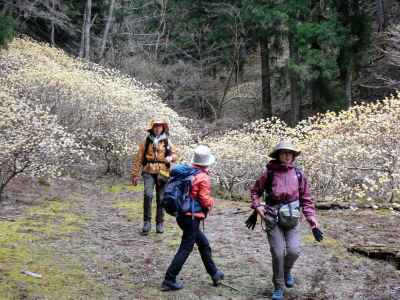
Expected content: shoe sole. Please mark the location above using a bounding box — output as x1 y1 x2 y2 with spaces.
285 279 294 288
161 284 183 291
161 285 171 291
212 274 224 286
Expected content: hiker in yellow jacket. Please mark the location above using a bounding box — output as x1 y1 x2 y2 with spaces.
131 119 177 235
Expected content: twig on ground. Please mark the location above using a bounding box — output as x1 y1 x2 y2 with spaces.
0 216 16 221
220 282 241 292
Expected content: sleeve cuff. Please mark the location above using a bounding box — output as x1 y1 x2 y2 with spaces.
251 203 262 209
307 216 318 228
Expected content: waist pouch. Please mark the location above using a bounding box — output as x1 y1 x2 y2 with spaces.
157 169 170 185
262 205 279 232
263 200 300 231
278 200 300 229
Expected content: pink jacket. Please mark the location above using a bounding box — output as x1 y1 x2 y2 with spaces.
250 160 318 228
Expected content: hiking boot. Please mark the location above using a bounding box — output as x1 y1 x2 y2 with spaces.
141 221 151 235
161 279 184 291
271 288 283 300
285 273 295 288
156 223 164 233
212 270 224 286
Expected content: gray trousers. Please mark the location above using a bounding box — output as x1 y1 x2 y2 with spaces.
143 172 165 224
267 224 300 289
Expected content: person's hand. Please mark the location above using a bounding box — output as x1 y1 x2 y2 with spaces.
312 227 324 242
245 210 258 230
165 156 173 163
255 206 266 220
131 177 139 186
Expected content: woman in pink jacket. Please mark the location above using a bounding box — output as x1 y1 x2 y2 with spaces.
250 141 323 300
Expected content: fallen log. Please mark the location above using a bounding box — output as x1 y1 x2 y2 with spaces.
348 244 400 269
316 202 351 210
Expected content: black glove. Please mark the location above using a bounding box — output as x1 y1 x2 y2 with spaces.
312 227 324 242
245 210 258 230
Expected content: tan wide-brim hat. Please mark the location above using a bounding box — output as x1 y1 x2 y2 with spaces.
191 145 216 167
146 118 169 133
269 140 301 159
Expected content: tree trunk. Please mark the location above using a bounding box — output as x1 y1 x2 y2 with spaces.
311 79 321 112
155 0 167 59
99 0 115 61
377 0 386 32
288 32 301 126
50 0 55 46
84 0 92 60
79 7 86 58
260 37 272 119
345 58 353 108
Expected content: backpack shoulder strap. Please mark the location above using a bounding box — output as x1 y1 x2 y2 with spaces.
164 138 172 162
294 166 302 181
142 136 151 166
294 166 304 199
264 168 274 204
185 175 195 194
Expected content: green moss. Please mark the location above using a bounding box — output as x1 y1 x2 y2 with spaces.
107 182 144 193
167 238 181 248
0 198 108 299
374 208 393 216
303 234 340 248
113 199 144 220
113 198 181 247
37 177 51 186
0 246 107 299
18 199 85 237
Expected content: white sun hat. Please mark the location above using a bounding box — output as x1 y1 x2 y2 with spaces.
269 140 301 159
191 145 216 167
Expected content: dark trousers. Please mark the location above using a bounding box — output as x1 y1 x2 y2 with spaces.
143 172 165 224
165 215 218 281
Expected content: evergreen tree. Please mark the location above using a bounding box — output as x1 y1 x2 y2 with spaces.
0 14 15 48
241 0 287 119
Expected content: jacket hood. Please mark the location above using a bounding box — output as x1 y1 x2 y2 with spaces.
266 159 295 172
170 164 199 179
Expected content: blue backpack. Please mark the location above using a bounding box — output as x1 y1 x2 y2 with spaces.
162 164 203 216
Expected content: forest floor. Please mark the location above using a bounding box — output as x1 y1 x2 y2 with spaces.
1 176 399 300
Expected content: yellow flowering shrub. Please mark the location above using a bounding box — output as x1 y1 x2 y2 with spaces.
1 38 399 208
203 96 400 207
298 96 400 206
0 37 191 175
0 87 85 200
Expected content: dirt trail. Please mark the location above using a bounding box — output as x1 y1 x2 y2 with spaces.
1 177 399 299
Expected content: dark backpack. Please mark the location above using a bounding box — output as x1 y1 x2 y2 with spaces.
162 164 202 216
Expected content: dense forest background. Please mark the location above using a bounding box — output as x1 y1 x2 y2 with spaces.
2 0 400 129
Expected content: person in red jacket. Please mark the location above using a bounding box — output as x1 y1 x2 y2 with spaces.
161 145 224 291
250 141 323 300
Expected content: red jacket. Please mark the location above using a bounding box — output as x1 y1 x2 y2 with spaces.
187 165 214 219
250 160 318 228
